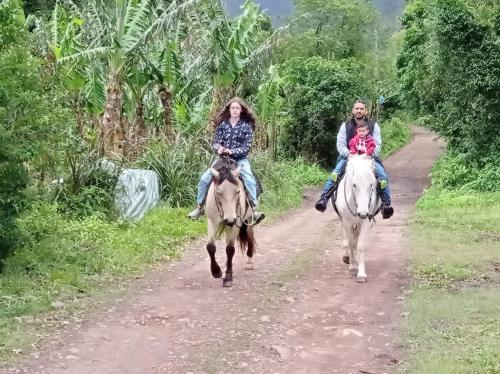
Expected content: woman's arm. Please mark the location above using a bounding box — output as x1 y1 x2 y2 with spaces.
229 124 253 159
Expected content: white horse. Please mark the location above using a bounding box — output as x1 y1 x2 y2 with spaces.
333 154 381 282
205 158 256 287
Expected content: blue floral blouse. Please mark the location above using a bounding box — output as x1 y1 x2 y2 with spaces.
212 120 254 161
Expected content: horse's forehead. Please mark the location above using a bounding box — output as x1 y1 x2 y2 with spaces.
349 159 375 179
216 178 239 191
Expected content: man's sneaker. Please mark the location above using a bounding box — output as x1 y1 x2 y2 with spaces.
382 203 394 219
252 210 265 225
379 180 388 189
188 205 205 220
315 194 328 212
331 172 339 182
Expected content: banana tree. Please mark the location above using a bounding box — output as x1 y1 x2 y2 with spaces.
145 37 184 143
255 65 288 158
57 0 201 158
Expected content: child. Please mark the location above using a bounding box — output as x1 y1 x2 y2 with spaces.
348 122 376 156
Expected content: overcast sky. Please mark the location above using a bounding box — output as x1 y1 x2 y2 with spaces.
225 0 294 26
225 0 405 25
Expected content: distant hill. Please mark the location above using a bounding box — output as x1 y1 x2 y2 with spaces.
225 0 405 25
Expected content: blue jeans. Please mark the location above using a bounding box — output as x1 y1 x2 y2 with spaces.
196 158 258 205
374 160 391 205
321 157 391 205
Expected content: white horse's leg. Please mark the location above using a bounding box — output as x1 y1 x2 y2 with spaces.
343 223 358 274
342 227 350 264
207 220 222 278
356 222 370 282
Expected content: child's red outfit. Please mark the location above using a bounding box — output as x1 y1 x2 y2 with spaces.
349 134 376 156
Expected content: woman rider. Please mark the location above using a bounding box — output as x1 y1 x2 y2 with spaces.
187 97 265 224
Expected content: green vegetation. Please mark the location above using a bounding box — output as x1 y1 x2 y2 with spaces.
398 0 500 181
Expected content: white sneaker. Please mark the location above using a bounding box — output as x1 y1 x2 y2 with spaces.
187 206 205 220
252 210 265 225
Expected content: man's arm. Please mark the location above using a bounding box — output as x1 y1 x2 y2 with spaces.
372 123 382 157
337 123 349 157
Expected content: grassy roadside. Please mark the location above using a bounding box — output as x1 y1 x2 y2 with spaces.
400 187 500 373
0 159 327 363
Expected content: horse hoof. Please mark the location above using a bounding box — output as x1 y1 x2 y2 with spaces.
222 280 233 288
211 269 222 278
343 256 350 264
356 276 367 283
245 264 254 270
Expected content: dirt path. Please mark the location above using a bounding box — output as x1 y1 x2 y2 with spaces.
4 127 443 374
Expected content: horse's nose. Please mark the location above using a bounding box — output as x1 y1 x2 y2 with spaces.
358 212 368 219
224 218 236 227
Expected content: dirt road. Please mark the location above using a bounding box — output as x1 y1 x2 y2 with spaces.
5 127 443 374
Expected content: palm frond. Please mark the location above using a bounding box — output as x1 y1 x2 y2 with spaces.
123 0 202 55
122 0 156 51
84 62 106 114
57 46 110 64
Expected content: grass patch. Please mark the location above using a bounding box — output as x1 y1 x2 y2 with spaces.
403 288 500 373
0 204 206 362
401 188 500 373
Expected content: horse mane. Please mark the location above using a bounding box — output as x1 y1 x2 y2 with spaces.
212 157 239 185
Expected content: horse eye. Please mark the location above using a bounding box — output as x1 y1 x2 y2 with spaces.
353 184 357 189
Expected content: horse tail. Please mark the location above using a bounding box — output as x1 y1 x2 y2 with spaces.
237 222 256 256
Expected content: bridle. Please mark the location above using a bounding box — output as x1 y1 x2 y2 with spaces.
341 165 381 222
213 178 253 228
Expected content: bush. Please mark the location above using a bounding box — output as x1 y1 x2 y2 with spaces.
380 113 412 158
0 0 73 263
430 152 500 192
137 136 212 207
398 0 500 164
278 56 369 166
252 153 327 212
53 151 120 218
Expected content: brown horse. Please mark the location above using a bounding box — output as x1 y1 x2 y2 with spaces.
205 157 256 287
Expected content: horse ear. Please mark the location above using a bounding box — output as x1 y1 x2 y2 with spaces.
211 168 220 178
231 167 241 177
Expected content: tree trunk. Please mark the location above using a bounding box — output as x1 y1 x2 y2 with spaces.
100 73 125 158
128 98 146 158
158 85 174 143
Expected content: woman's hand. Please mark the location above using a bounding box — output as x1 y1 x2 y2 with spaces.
217 147 233 155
